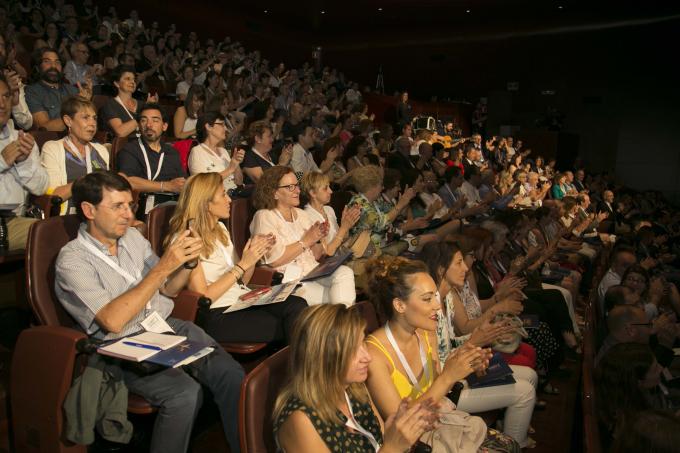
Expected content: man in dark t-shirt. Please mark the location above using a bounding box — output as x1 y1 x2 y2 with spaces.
116 103 186 215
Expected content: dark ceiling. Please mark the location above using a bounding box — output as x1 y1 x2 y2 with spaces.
226 0 680 40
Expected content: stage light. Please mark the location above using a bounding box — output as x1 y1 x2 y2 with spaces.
321 10 326 14
466 9 471 13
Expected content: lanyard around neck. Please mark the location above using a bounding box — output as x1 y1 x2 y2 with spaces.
344 392 380 452
138 138 164 181
251 147 274 166
384 322 430 395
78 236 140 284
115 96 136 121
64 136 92 173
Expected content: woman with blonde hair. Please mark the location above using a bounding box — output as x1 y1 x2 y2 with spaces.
165 172 307 343
301 171 361 257
250 166 356 306
274 304 436 452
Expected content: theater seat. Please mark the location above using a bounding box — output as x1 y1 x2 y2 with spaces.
355 300 380 334
29 130 61 150
329 190 354 223
11 326 87 453
238 347 290 453
20 215 210 451
109 136 129 172
29 194 63 219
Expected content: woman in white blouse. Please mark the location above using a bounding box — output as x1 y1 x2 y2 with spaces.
166 172 307 343
250 166 356 306
301 171 360 257
189 111 244 192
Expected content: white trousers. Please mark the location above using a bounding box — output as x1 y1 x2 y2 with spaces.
457 365 537 447
297 265 356 307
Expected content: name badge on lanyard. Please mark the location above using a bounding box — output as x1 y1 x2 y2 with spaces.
384 322 430 395
138 138 165 214
344 392 381 452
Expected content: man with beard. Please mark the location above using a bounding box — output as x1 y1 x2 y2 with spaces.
26 48 92 131
116 103 186 217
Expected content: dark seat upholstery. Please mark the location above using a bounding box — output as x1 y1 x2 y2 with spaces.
329 190 354 223
109 136 129 172
11 326 87 453
355 300 379 334
239 347 290 453
29 130 61 150
228 197 278 286
147 201 177 256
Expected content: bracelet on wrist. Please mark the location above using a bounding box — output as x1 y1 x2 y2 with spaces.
298 240 309 252
234 264 245 275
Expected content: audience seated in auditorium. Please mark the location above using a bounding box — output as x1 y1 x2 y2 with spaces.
419 241 538 447
273 304 436 453
167 172 307 343
54 171 244 453
250 166 356 306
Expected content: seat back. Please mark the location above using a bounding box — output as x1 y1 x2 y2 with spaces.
147 201 177 256
229 197 256 257
355 300 380 334
11 326 87 453
329 190 354 223
26 215 83 328
239 347 290 453
109 136 129 172
30 130 61 150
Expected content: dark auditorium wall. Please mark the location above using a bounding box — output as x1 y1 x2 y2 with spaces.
112 1 680 202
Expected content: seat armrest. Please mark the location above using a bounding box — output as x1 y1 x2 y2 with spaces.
171 289 211 322
249 266 284 286
30 194 63 218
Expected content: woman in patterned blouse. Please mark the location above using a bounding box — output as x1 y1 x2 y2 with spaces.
273 304 435 452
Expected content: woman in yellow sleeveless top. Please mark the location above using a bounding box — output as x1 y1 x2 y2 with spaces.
364 256 521 452
364 256 488 412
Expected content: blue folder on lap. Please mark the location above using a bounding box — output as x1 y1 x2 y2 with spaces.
465 352 516 388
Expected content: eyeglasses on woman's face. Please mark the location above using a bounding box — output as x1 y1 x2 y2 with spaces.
277 183 300 192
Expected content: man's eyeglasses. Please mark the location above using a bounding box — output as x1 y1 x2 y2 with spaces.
100 202 138 214
277 183 300 192
630 322 653 327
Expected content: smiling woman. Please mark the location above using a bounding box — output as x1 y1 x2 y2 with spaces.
250 166 356 306
164 172 307 343
40 96 110 214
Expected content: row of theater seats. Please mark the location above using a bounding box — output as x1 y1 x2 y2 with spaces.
580 249 610 453
9 196 285 452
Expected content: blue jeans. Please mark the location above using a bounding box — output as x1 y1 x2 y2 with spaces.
122 318 244 453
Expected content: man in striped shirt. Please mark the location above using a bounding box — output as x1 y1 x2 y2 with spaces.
55 171 244 453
